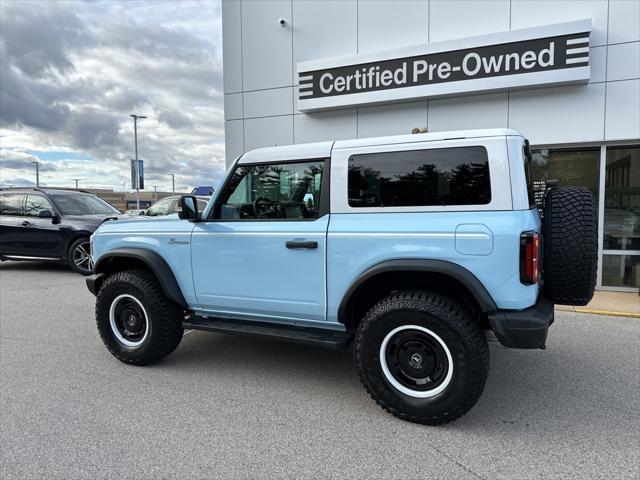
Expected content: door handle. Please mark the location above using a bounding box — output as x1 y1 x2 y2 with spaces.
285 240 318 249
20 221 31 227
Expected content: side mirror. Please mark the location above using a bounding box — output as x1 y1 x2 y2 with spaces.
39 209 60 224
178 195 200 220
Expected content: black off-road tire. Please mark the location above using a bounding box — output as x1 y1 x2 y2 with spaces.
96 269 184 365
543 186 597 306
354 290 489 425
68 237 93 275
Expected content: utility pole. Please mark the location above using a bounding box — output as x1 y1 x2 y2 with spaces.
170 173 175 194
72 178 80 189
153 185 158 201
130 114 147 209
31 161 39 187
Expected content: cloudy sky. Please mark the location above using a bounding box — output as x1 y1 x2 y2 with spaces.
0 0 224 193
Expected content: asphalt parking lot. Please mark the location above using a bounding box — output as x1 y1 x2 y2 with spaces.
1 261 639 480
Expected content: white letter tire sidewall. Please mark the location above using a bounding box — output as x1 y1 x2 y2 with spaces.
109 294 150 348
379 324 454 399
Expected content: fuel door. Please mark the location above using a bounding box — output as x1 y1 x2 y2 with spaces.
455 224 493 255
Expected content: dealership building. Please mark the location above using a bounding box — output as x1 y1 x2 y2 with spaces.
221 0 640 292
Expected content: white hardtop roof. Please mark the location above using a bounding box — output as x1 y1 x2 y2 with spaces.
238 128 522 164
239 141 333 164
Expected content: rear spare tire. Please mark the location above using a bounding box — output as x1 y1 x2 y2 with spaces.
543 186 597 306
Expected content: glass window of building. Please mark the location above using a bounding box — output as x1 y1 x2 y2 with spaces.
603 146 640 251
530 148 600 206
602 146 640 289
601 255 640 289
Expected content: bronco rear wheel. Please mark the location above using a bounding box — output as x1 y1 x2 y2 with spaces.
354 290 489 425
96 269 184 365
542 186 597 306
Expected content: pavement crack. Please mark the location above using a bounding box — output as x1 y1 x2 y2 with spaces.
427 443 488 480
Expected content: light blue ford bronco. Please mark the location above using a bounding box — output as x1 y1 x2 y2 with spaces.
87 129 597 424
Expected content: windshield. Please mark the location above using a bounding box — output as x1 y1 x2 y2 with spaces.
49 193 120 215
197 198 209 211
146 197 175 216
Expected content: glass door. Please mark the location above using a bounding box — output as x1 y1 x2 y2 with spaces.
602 146 640 290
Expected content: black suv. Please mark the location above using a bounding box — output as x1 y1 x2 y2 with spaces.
0 188 123 274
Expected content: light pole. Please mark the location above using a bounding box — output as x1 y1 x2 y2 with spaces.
170 173 175 194
130 114 147 209
72 178 80 189
31 161 39 187
153 185 158 201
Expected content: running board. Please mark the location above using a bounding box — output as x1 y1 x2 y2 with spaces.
183 316 351 349
1 255 61 261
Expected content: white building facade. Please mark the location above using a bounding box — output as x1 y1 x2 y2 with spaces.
221 0 640 292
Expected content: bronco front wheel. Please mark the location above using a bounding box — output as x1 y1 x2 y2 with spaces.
354 290 489 425
96 269 184 365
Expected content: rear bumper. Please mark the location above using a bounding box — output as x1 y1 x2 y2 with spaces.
488 297 554 349
86 273 105 296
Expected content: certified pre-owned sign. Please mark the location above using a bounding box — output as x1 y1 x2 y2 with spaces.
297 20 591 112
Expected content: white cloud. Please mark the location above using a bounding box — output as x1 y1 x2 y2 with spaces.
0 0 225 192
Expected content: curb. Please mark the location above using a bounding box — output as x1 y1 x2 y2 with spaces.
573 308 640 319
555 306 640 319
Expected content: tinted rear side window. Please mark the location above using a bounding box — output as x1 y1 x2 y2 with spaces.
348 146 491 207
0 193 24 215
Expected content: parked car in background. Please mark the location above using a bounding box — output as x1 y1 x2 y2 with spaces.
125 209 147 216
145 195 209 217
0 188 125 274
191 186 214 196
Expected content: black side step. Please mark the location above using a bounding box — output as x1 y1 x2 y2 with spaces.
183 316 352 349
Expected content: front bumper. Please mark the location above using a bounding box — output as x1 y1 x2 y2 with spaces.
488 297 554 349
86 273 105 296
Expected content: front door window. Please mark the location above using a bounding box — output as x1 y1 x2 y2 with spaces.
24 195 55 217
213 160 324 220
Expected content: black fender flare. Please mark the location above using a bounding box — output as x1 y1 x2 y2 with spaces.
338 259 498 322
90 248 187 307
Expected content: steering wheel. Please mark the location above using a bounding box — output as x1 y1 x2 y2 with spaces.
253 197 278 218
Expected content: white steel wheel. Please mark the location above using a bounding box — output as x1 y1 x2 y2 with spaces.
109 294 150 348
379 324 454 398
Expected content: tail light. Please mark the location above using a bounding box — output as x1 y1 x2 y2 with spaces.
520 232 540 285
